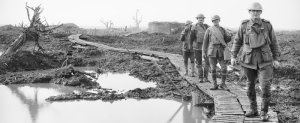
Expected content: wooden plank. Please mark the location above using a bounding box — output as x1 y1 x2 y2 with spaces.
212 115 244 122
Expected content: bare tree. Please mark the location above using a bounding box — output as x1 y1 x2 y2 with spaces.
1 3 62 56
132 9 142 29
100 19 114 29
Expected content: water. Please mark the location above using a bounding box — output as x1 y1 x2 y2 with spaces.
96 72 157 92
0 51 3 56
0 84 211 123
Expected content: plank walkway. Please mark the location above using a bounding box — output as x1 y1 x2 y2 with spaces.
68 34 278 123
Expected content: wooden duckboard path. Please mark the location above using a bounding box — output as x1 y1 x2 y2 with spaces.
68 34 278 123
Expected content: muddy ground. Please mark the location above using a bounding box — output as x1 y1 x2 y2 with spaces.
1 27 300 122
80 31 300 123
79 32 182 54
0 29 213 103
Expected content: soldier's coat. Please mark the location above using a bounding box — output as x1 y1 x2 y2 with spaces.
231 19 280 69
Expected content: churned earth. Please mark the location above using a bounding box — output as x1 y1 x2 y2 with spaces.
0 30 213 104
81 31 300 123
1 27 300 122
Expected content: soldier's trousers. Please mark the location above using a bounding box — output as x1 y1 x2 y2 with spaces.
209 56 227 85
194 49 209 79
242 65 273 113
183 50 195 65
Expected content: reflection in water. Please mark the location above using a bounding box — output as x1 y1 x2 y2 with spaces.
0 51 3 56
0 84 79 123
96 73 156 92
0 84 211 123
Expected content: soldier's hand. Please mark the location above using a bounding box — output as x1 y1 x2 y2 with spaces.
231 58 238 66
273 60 280 68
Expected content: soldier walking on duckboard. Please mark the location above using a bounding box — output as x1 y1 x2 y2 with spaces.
231 2 280 121
202 15 232 90
190 14 210 83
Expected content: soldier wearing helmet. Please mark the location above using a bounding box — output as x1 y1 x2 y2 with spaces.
180 20 196 76
189 13 210 83
202 15 233 90
231 2 280 121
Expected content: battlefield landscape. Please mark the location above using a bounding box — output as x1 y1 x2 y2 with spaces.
0 1 300 123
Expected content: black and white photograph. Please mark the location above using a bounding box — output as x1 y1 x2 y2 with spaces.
0 0 299 122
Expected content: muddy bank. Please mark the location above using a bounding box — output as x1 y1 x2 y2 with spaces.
0 51 63 74
47 50 213 103
0 32 212 103
79 32 182 54
0 65 99 89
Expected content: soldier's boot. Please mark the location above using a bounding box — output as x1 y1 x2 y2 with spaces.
203 65 210 82
260 111 269 122
219 69 228 90
245 82 259 117
191 63 196 77
260 80 271 121
197 64 204 83
245 100 259 117
210 70 218 90
184 63 188 76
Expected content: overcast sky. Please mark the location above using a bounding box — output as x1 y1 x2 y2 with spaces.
0 0 299 30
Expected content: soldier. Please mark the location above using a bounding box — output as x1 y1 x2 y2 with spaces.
190 14 210 83
180 20 196 76
231 2 280 121
202 15 232 90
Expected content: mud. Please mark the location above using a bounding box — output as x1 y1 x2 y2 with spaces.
50 65 99 88
0 51 63 74
0 32 212 104
79 31 182 54
1 28 300 122
0 65 99 89
47 51 212 102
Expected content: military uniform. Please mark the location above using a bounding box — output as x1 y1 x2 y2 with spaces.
180 24 195 70
231 19 280 114
190 23 210 81
203 25 232 88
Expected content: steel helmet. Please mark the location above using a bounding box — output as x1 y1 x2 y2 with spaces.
248 2 263 11
185 20 193 25
196 13 205 18
211 15 220 21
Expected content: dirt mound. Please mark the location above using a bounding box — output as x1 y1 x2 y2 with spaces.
125 87 162 99
50 65 99 89
0 65 99 88
0 51 63 74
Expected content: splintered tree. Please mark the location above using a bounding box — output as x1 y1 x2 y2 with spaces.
132 9 142 30
1 3 62 56
100 19 114 29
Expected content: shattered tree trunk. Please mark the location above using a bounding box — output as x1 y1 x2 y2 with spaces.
0 3 61 57
2 34 26 56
